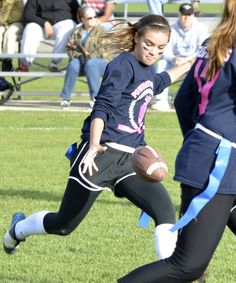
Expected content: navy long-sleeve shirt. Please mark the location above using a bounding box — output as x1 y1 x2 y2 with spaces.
81 52 171 148
174 40 236 194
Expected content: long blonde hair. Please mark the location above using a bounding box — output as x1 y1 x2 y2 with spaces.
206 0 236 80
102 14 171 57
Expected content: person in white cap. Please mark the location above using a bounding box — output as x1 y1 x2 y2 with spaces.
151 2 208 111
146 0 201 17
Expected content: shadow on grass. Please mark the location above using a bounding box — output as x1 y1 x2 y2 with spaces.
0 188 131 206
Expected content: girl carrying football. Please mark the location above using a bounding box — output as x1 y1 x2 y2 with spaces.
3 15 191 265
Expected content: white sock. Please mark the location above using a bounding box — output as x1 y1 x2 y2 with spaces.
154 223 177 259
15 211 51 240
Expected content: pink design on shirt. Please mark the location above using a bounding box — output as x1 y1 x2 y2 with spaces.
194 59 220 115
198 70 220 115
117 124 145 134
117 81 152 135
194 59 204 93
138 103 147 123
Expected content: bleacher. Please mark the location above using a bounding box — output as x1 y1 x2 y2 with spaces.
0 40 88 105
0 0 223 105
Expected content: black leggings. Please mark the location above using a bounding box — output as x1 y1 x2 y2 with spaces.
118 184 236 283
43 174 175 235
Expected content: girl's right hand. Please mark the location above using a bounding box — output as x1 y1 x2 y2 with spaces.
82 144 107 176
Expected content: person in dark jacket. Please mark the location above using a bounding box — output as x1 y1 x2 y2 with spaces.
18 0 79 72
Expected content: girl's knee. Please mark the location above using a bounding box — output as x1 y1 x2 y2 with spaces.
169 251 208 281
52 226 75 236
172 259 207 281
186 266 207 281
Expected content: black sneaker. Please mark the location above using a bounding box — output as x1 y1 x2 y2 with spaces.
3 213 26 254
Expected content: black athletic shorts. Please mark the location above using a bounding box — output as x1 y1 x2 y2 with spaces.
69 141 136 192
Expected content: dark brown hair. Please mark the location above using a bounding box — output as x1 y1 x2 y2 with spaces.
102 14 171 57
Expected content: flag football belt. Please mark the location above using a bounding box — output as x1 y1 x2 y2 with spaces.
170 123 234 232
195 123 236 148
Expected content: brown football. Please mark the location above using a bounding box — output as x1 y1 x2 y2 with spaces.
131 145 168 182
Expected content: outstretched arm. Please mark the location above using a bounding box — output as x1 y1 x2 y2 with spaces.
166 60 194 84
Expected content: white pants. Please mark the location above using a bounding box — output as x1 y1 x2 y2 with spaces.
0 22 23 54
20 19 76 66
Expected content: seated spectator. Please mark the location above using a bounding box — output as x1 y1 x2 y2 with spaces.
0 0 24 71
60 5 109 109
146 0 201 16
151 2 208 111
18 0 79 72
82 0 116 25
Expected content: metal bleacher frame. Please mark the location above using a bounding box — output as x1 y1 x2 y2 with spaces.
115 0 223 18
0 40 88 104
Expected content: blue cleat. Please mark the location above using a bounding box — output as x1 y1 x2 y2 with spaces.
3 213 26 255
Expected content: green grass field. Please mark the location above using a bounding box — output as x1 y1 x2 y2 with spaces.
0 110 235 283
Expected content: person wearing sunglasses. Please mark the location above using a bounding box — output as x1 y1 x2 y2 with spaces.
60 5 109 109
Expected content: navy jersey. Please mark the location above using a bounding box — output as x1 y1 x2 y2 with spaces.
81 52 171 148
174 40 236 194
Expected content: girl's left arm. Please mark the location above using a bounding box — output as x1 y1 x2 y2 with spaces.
166 60 193 84
154 60 194 95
